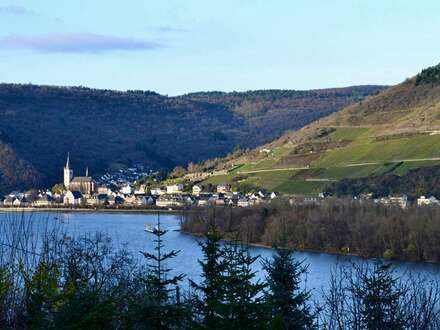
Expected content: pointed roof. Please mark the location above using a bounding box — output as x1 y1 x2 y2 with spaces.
65 152 70 168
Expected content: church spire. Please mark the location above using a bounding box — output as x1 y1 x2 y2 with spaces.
86 166 89 177
64 152 73 189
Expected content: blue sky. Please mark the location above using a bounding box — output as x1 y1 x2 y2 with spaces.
0 0 439 95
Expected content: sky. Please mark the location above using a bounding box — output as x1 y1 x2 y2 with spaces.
0 0 440 95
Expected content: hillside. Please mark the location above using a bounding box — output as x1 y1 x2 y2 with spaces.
202 63 440 196
0 84 383 194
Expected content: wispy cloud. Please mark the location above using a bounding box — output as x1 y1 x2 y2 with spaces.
0 5 35 15
0 33 163 53
157 25 187 33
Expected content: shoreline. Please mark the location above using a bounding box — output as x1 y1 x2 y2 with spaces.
179 230 440 266
0 207 186 215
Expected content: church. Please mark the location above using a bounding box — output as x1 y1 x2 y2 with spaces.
63 154 95 196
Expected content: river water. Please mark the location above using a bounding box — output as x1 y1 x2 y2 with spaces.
1 211 439 299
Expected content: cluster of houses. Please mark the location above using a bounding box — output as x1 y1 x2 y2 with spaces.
313 193 440 209
374 195 440 209
95 165 153 187
0 183 278 209
0 156 278 209
151 183 278 208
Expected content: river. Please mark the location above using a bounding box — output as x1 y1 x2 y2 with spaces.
1 211 439 299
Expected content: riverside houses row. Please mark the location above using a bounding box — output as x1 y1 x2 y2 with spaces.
0 155 279 209
0 186 278 209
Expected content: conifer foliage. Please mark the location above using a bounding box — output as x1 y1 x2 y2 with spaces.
139 214 186 329
263 247 315 329
355 263 404 329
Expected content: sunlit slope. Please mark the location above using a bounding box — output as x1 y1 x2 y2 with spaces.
203 63 440 195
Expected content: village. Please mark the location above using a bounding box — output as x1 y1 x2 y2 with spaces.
0 155 279 209
1 155 440 210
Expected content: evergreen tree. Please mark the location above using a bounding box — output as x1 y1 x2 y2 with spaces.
139 214 185 329
356 262 404 329
262 247 314 329
222 241 266 329
191 223 266 329
190 224 229 329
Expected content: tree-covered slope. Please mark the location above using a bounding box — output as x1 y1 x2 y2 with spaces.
202 63 440 196
0 84 383 193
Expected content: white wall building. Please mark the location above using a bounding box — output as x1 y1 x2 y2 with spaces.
64 191 83 206
192 185 202 196
121 184 133 195
167 184 183 194
417 196 440 206
217 183 231 193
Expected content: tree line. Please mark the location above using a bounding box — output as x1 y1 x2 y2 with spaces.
182 199 440 263
0 211 439 329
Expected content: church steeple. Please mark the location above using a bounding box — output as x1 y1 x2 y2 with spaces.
65 152 70 169
86 166 89 177
64 153 73 189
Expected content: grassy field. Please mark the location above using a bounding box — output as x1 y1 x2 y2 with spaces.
274 180 329 196
313 135 440 168
245 170 297 190
316 164 385 179
203 174 235 185
329 127 370 141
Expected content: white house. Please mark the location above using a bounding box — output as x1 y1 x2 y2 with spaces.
217 183 231 193
64 191 83 206
2 197 14 207
121 184 133 195
192 185 202 196
33 195 54 207
376 195 408 209
156 195 185 208
417 196 440 206
85 196 98 206
97 186 110 195
135 196 154 206
237 198 250 207
124 195 137 205
197 199 209 206
167 184 183 194
150 187 166 196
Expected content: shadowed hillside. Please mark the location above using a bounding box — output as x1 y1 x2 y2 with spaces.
0 84 383 193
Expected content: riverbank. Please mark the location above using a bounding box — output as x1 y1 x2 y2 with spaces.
180 229 440 266
0 207 187 215
180 229 369 259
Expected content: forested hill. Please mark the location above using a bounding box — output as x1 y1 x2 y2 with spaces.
0 83 384 193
